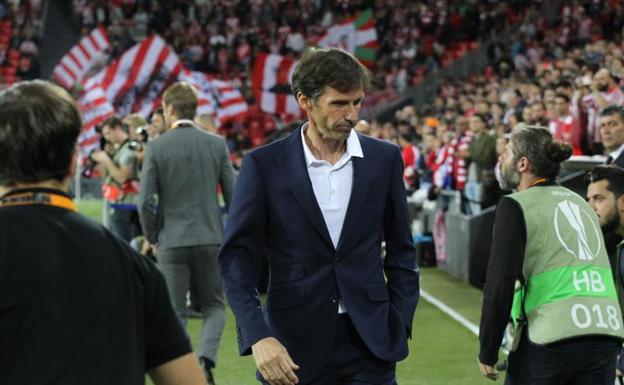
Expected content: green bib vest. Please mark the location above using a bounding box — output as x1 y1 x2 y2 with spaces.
509 185 624 348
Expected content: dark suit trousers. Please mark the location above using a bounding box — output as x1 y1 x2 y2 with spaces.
157 245 225 365
260 314 397 385
505 333 619 385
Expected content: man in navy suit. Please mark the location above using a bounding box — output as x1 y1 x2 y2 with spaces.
218 48 420 385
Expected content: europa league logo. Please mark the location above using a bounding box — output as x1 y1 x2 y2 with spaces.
554 200 602 261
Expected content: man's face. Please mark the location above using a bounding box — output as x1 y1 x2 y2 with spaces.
543 89 556 103
600 114 624 152
305 86 364 142
522 107 533 124
531 103 545 121
587 179 620 232
469 116 484 133
594 69 611 92
455 117 468 134
554 97 569 117
101 125 123 145
498 140 521 190
150 113 166 136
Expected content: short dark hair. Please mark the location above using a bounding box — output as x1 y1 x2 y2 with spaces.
291 48 371 100
150 107 164 122
555 93 570 103
0 80 81 185
600 105 624 121
163 82 198 120
101 116 125 133
511 125 573 179
585 165 624 198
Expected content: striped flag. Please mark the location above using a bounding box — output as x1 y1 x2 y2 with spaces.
179 70 248 126
76 85 114 155
315 9 379 67
52 26 110 89
251 52 302 116
82 35 183 118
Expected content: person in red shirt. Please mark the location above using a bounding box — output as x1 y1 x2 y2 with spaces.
550 93 583 155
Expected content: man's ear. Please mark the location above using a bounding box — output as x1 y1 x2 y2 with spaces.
516 156 530 173
297 92 312 112
166 103 175 117
617 194 624 216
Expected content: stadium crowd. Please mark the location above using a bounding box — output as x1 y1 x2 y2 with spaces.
66 0 540 161
0 0 44 85
373 0 624 214
65 0 624 215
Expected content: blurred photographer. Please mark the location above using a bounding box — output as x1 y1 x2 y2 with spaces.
124 113 149 164
91 116 141 243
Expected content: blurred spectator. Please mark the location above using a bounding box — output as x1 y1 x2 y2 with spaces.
148 107 166 139
600 105 624 168
195 113 219 135
465 114 497 214
550 93 582 155
581 68 624 153
447 116 473 192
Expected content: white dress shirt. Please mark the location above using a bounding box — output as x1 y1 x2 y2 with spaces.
301 123 363 313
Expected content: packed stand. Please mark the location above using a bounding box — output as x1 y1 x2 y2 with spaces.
70 0 536 155
364 0 624 215
0 0 44 87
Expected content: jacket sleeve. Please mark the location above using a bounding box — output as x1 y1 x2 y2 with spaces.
383 147 420 338
138 142 161 244
478 197 526 365
218 153 273 355
218 137 236 211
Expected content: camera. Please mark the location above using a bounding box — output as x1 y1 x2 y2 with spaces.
83 136 109 178
127 126 149 151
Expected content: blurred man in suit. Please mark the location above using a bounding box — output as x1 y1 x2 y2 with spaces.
139 82 236 385
600 105 624 167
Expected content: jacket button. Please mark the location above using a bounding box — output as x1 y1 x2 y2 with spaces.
331 295 338 303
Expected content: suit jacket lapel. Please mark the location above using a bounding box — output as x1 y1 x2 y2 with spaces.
336 149 373 253
277 128 335 251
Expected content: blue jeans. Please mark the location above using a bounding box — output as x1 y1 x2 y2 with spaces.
505 333 619 385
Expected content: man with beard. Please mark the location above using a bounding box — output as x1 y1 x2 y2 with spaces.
586 165 624 378
478 125 624 384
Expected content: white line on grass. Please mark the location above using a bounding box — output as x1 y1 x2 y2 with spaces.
420 289 480 336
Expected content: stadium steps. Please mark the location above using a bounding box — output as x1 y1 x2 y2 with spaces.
39 0 80 79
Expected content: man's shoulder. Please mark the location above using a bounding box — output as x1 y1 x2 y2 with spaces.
246 132 292 160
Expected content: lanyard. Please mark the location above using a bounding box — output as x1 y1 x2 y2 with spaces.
528 178 547 188
0 192 77 212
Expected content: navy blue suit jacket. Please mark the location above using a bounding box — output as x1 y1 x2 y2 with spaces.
218 127 420 383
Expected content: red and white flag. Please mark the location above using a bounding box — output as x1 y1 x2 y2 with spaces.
252 52 302 117
82 35 183 118
76 85 114 155
179 70 248 126
52 26 110 89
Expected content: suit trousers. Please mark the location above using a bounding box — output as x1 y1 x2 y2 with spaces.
505 333 619 385
157 245 225 365
260 314 397 385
